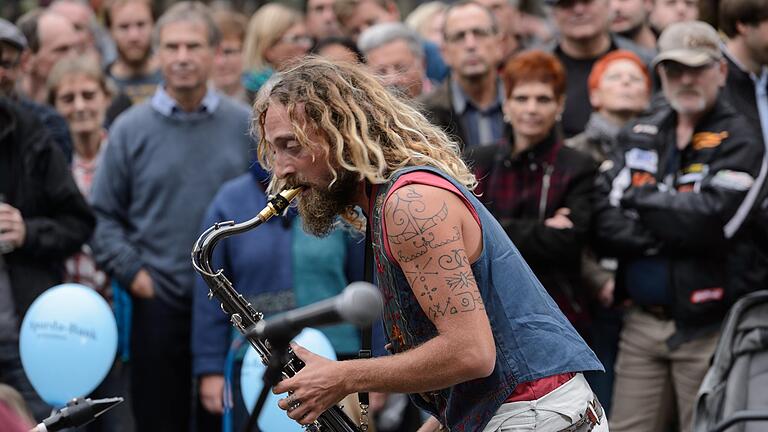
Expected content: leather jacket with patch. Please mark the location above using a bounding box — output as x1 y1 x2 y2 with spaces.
593 98 766 339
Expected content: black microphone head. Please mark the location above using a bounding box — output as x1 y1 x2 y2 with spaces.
337 282 383 327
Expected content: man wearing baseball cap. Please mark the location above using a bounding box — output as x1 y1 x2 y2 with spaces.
593 21 766 431
0 18 73 162
0 18 27 98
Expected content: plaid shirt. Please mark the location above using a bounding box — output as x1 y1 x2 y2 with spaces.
473 132 582 222
467 130 598 334
64 142 111 303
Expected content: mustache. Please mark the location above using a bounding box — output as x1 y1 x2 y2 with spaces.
673 86 702 97
282 175 307 190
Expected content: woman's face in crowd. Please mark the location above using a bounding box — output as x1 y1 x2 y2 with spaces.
504 81 563 145
213 36 244 90
54 73 109 136
265 23 313 71
591 59 650 116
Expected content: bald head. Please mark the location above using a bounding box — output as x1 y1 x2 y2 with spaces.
49 0 96 52
32 13 83 81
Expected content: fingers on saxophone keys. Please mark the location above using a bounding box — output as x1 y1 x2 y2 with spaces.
279 395 300 411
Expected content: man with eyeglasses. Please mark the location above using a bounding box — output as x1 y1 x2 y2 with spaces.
474 0 521 61
593 21 766 432
420 1 507 149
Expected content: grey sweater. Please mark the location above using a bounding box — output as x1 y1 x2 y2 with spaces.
91 95 254 310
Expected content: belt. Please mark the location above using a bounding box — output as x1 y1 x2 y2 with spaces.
557 396 604 432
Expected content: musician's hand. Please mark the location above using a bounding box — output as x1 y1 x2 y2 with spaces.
273 344 349 425
200 374 225 414
130 269 155 299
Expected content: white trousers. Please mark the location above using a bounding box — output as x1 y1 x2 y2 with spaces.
481 373 610 432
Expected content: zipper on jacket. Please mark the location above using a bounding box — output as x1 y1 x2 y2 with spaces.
539 164 554 221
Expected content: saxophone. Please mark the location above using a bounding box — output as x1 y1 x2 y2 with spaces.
191 188 365 432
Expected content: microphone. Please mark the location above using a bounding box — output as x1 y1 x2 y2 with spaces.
247 282 383 341
32 397 124 431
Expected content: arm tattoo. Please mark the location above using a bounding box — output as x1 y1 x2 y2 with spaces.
429 249 484 319
387 187 484 320
438 249 469 270
428 289 485 320
405 257 440 302
445 270 476 292
387 187 461 263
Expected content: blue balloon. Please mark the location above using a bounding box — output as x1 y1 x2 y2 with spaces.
19 283 118 406
241 328 337 431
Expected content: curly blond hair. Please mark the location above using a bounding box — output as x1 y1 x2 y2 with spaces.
254 57 476 196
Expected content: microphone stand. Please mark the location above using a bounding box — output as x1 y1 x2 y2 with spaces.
244 332 298 432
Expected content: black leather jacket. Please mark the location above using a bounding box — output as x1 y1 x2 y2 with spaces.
593 98 766 337
0 98 94 319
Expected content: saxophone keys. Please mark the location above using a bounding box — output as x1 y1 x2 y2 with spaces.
231 313 242 326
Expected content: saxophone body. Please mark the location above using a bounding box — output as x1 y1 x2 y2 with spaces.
191 188 363 432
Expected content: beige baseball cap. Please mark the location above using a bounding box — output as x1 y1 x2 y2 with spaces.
652 21 722 68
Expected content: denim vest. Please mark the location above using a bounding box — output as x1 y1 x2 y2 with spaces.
370 166 603 432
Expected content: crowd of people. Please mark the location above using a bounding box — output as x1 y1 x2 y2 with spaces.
0 0 767 430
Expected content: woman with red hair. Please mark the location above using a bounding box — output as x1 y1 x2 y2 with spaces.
467 49 598 355
568 50 652 163
564 48 652 417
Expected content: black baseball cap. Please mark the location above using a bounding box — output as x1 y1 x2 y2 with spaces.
0 18 28 51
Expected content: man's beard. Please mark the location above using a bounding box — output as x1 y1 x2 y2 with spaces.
296 169 359 237
118 43 152 69
667 87 707 115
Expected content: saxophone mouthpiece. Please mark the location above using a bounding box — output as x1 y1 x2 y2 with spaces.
278 187 303 203
257 187 303 221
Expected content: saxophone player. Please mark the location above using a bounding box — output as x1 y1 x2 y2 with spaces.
254 56 606 432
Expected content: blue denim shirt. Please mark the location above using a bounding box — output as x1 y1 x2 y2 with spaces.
371 166 602 432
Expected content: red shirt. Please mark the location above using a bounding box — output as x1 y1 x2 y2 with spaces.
381 171 575 402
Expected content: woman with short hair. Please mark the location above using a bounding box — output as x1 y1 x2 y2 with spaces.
467 49 598 344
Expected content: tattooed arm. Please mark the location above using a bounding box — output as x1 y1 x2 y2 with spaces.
274 184 496 425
